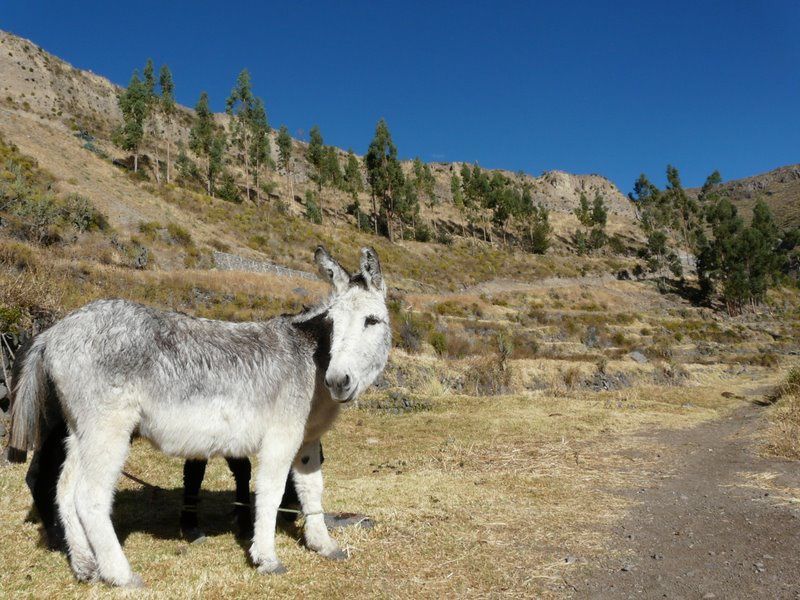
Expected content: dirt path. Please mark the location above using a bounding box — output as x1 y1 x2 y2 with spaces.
574 398 800 599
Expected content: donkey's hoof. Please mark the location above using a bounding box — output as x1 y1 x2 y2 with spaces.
257 561 287 575
182 527 207 544
72 560 99 583
323 548 349 561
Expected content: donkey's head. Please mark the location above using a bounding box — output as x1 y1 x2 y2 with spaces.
315 245 391 402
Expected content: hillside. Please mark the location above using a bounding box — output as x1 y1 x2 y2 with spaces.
689 164 800 231
0 29 639 251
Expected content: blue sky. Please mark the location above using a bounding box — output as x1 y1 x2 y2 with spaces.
3 1 799 191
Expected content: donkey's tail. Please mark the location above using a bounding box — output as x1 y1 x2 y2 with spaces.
7 335 49 458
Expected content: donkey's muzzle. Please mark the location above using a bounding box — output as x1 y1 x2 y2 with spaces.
325 372 354 401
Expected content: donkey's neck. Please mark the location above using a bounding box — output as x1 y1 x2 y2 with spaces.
291 310 332 373
290 309 341 442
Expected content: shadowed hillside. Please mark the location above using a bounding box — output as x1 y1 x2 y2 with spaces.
689 164 800 230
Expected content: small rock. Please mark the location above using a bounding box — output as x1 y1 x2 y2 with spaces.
621 563 634 572
629 351 648 364
754 562 766 573
703 593 716 599
564 555 577 564
651 553 664 560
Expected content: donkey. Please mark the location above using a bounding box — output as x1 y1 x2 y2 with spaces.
8 246 391 587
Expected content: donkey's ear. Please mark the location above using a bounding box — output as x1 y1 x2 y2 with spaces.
359 246 386 295
315 245 350 294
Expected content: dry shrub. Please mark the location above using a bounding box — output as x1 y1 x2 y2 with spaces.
434 300 469 317
463 354 514 396
0 262 64 332
765 367 800 460
654 360 690 385
743 350 780 368
647 334 674 360
429 327 475 358
510 332 539 359
0 239 36 270
562 365 584 390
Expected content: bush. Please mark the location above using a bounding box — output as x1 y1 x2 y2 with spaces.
167 223 193 247
434 300 469 317
429 330 447 356
138 221 162 239
305 191 322 224
463 354 513 396
0 240 35 270
413 222 432 242
216 172 242 203
608 233 628 255
62 193 108 232
437 230 454 246
346 200 372 232
11 193 60 243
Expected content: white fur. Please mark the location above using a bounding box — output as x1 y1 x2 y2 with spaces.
8 246 391 586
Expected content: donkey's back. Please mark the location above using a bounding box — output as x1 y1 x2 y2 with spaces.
14 299 315 458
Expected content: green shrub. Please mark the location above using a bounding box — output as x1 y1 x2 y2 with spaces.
305 191 322 224
62 193 108 232
167 223 193 247
429 331 447 356
216 172 242 203
414 222 432 242
434 300 469 317
11 193 60 243
138 221 162 239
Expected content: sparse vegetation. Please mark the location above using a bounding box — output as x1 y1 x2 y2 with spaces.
765 368 800 460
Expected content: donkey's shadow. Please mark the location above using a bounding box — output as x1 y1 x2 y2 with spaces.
32 487 301 557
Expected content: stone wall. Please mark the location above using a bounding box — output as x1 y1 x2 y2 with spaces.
213 251 318 281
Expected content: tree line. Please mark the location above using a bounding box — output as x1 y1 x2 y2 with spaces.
629 166 795 314
113 61 552 253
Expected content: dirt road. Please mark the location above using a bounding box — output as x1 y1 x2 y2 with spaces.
575 399 800 599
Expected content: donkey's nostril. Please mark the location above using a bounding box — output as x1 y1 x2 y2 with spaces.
342 374 350 388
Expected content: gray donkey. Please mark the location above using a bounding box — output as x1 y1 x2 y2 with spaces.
7 246 391 587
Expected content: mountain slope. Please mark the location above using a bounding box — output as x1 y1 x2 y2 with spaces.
0 29 638 234
689 165 800 230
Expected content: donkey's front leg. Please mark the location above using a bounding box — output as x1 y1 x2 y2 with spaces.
250 434 300 575
292 440 346 560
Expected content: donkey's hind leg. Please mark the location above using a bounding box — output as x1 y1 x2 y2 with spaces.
73 416 141 587
292 440 346 560
226 457 253 539
57 433 98 581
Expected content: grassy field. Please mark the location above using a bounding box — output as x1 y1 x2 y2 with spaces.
0 365 771 599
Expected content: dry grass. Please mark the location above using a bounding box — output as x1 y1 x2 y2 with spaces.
0 372 753 598
764 368 800 460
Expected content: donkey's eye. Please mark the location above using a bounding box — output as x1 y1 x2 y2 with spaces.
364 316 382 327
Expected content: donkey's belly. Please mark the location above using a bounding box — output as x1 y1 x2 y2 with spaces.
138 401 267 459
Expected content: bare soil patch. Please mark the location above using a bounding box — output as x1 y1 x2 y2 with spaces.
574 393 800 599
